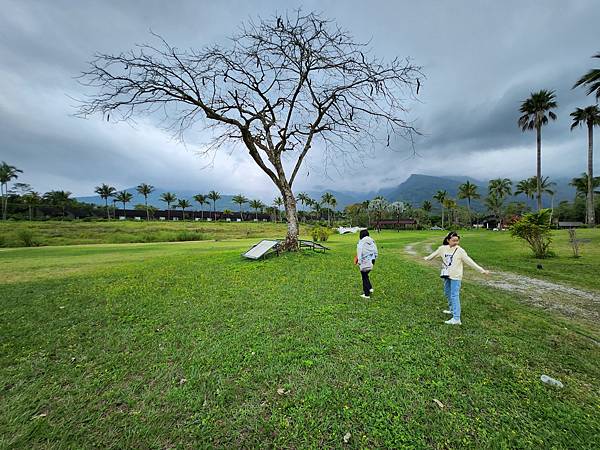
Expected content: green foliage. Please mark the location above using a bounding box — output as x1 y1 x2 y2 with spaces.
16 229 40 247
510 209 553 258
310 225 331 242
174 231 205 242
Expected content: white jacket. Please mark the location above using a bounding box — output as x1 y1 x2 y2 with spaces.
357 236 378 271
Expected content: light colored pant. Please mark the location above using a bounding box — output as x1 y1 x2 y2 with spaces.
443 278 462 320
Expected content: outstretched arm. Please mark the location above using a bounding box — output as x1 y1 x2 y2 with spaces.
462 250 488 274
424 246 441 261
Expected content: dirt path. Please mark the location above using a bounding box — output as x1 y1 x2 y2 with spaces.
405 241 600 339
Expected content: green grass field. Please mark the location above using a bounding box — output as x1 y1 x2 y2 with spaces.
0 220 300 247
1 230 599 448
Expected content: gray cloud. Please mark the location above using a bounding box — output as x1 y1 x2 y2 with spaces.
1 0 599 197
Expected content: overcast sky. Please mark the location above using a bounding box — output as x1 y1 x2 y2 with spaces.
1 0 599 198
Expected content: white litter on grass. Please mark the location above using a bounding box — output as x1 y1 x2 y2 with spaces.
540 375 564 388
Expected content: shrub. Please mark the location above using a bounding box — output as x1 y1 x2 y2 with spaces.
173 231 206 242
16 229 40 247
510 209 553 258
311 226 331 242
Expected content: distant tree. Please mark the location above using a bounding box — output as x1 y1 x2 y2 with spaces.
433 190 448 228
514 177 537 201
0 161 23 220
273 197 284 222
193 194 209 220
114 191 133 218
22 191 41 221
311 201 322 222
421 200 432 213
208 190 221 220
160 192 177 220
94 183 117 219
136 183 155 221
518 89 558 210
388 201 406 231
222 208 233 219
176 199 191 220
43 190 72 219
570 173 600 199
320 192 336 226
442 198 457 226
369 197 389 230
573 52 600 100
484 194 505 228
458 180 480 224
488 178 513 199
249 199 265 220
296 192 312 211
232 194 249 221
570 105 600 225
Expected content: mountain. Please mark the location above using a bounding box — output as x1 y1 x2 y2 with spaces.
77 175 578 213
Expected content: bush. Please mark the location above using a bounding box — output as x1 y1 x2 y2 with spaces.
173 231 206 242
510 209 553 258
311 226 331 242
16 229 40 247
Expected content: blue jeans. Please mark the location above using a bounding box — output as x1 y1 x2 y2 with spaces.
443 278 462 320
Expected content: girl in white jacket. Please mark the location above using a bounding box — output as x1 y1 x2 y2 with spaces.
356 229 378 299
424 231 489 325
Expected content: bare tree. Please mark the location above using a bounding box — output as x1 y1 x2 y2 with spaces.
77 11 423 249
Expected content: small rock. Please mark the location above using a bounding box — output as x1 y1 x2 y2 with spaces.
540 374 563 388
276 388 289 395
343 432 351 443
179 378 187 386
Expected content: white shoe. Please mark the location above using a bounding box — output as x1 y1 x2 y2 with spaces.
444 318 462 325
370 288 374 293
360 294 370 299
443 310 452 315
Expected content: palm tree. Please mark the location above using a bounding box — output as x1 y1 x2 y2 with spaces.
273 197 284 222
136 183 155 221
22 191 41 221
422 200 432 213
208 190 221 220
249 199 265 220
570 105 600 225
515 177 537 201
518 90 558 210
0 161 23 220
160 192 177 220
442 198 457 226
176 199 191 220
432 190 448 228
484 194 505 228
193 194 208 220
297 192 311 210
232 194 249 221
114 191 133 218
43 190 72 219
311 201 322 222
457 181 480 224
570 173 600 199
488 178 513 199
321 192 336 226
573 52 600 100
94 183 117 220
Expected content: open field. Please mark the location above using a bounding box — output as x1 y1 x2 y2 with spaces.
0 221 300 247
1 231 598 448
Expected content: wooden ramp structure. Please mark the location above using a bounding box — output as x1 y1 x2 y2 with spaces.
242 239 330 260
242 240 281 260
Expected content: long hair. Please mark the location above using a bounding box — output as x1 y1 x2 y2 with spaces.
359 229 370 240
443 231 459 245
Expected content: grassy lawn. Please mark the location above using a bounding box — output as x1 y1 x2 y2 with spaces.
1 232 599 448
0 220 298 247
404 228 600 292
